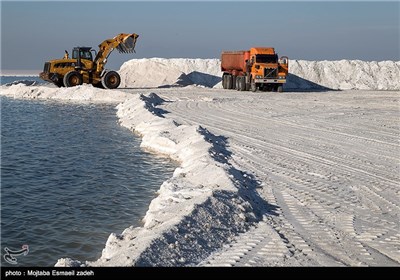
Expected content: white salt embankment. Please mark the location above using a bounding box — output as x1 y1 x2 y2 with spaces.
119 58 400 90
55 92 258 267
0 84 129 103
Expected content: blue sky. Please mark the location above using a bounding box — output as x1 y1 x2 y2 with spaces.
1 1 399 70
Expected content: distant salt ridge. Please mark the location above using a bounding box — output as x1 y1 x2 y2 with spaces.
119 58 400 90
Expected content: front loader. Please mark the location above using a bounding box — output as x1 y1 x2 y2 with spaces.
39 33 139 89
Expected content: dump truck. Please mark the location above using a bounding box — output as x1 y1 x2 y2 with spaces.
221 47 288 92
39 33 139 89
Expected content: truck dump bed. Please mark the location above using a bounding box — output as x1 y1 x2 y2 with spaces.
221 51 250 72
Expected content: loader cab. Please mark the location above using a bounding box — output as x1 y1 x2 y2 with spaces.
72 47 94 70
72 47 93 61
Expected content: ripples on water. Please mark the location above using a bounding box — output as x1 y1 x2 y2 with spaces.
1 97 177 266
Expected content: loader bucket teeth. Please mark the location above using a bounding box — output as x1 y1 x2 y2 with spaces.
116 34 138 53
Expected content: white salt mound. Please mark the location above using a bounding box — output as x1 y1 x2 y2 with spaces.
287 60 400 90
119 58 221 88
119 58 400 90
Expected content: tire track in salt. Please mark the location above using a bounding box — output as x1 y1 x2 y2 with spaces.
159 89 400 266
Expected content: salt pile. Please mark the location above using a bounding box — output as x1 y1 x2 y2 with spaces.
287 60 400 90
119 58 221 88
119 58 400 90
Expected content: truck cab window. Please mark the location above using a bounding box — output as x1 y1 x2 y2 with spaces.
256 54 278 63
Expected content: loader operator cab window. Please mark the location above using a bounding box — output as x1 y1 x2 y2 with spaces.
80 50 93 61
72 49 93 61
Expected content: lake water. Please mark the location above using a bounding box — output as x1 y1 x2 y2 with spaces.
1 96 177 266
0 76 45 86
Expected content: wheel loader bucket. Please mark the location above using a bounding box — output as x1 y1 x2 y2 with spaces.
116 33 139 53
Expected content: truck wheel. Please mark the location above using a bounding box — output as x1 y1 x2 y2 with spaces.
232 75 236 90
251 80 257 92
226 75 233 89
237 77 245 91
63 71 83 87
236 77 241 91
101 71 121 89
277 85 283 93
222 75 227 89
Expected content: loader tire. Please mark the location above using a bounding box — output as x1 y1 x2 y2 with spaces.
101 71 121 89
63 71 83 87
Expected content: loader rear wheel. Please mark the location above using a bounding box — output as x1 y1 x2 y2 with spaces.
63 71 83 87
101 71 121 89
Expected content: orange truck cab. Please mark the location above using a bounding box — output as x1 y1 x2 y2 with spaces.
221 47 288 92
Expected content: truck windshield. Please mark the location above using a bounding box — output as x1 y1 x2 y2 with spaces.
256 54 278 63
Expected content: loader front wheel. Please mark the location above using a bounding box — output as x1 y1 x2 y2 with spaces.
101 71 121 89
63 71 83 87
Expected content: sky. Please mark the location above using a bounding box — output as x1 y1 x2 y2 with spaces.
1 1 399 71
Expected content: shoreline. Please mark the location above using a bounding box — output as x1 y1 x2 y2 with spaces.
1 85 258 266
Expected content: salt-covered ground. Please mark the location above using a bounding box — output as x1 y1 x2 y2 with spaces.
1 58 399 266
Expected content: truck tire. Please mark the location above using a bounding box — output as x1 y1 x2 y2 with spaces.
236 76 244 91
251 80 257 92
226 75 233 89
63 71 83 87
240 77 246 91
232 75 236 90
277 85 283 93
101 71 121 89
222 75 227 89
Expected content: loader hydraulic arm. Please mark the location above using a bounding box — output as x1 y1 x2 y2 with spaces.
93 33 139 73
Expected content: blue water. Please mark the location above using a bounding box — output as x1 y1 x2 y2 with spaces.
0 76 45 86
1 97 177 266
